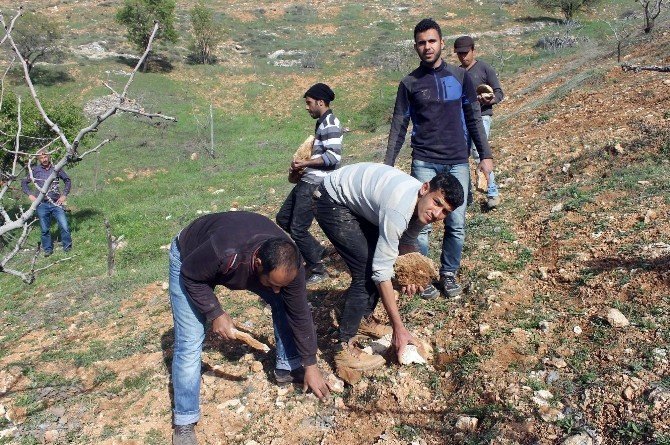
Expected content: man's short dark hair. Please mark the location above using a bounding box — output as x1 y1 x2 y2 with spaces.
414 18 442 41
257 237 301 273
428 173 464 210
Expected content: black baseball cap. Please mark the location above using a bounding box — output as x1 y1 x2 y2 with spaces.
454 35 474 53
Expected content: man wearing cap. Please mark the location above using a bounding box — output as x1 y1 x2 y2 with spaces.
454 35 504 209
384 18 494 299
276 83 343 284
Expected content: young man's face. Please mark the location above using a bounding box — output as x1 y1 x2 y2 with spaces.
305 97 324 119
456 48 475 68
414 28 444 67
415 183 454 225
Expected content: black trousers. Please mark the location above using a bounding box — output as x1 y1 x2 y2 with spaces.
276 181 325 274
314 186 379 342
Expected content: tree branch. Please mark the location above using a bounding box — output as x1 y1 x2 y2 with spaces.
621 63 670 72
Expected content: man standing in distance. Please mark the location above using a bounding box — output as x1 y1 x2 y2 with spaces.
21 150 72 256
169 212 330 444
277 83 343 284
384 19 494 299
454 35 504 209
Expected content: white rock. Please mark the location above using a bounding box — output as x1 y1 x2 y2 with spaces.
551 203 564 213
573 325 583 335
487 271 503 280
455 416 478 432
221 398 241 409
562 433 593 445
606 308 629 328
534 389 554 400
190 152 199 161
538 266 549 280
399 345 426 365
539 405 564 422
644 209 657 223
479 324 491 335
326 374 345 393
161 281 169 290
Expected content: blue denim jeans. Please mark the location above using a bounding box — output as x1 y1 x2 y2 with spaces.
469 115 499 198
36 202 72 253
168 238 300 426
410 160 469 276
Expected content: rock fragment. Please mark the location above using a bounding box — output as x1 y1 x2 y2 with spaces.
605 308 629 327
562 433 593 445
455 416 478 432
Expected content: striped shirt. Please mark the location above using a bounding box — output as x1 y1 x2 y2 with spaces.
302 109 343 184
323 163 423 283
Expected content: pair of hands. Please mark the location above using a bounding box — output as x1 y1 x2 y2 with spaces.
477 94 495 106
211 313 332 400
28 195 67 205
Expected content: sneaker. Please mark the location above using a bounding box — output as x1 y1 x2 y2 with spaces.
486 195 501 209
173 423 197 445
419 284 440 300
356 315 392 338
440 272 463 298
334 341 386 371
274 367 305 386
44 251 53 258
306 272 328 285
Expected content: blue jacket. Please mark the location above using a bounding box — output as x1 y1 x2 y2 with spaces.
385 61 492 166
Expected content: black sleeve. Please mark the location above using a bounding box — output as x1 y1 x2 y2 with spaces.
486 64 504 104
279 267 318 366
384 82 411 166
462 72 493 160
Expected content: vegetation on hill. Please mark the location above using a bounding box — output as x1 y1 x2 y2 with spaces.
0 0 668 443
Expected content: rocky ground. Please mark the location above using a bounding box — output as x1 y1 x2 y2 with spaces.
1 3 669 445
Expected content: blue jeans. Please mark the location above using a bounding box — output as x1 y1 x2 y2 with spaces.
168 238 300 426
36 202 72 253
410 160 469 276
469 115 499 198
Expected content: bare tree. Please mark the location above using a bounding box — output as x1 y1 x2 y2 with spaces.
605 20 634 62
636 0 665 33
0 9 175 283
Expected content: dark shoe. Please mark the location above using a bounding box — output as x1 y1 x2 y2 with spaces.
356 315 392 338
306 272 327 285
419 284 440 300
173 423 197 445
486 195 501 209
44 251 53 258
440 272 463 298
63 247 72 253
274 367 305 386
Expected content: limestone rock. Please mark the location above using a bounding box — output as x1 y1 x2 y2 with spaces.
605 308 629 328
326 374 345 393
393 253 438 287
455 416 478 432
562 433 593 445
250 361 263 373
487 271 503 280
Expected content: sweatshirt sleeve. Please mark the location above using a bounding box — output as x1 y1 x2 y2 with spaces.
462 72 492 160
179 237 225 322
384 81 411 166
278 267 318 366
21 172 33 196
60 169 72 196
371 209 408 284
486 64 504 104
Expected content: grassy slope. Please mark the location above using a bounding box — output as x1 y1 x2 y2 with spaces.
1 0 669 443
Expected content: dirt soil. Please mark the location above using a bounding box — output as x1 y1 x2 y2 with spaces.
1 5 670 445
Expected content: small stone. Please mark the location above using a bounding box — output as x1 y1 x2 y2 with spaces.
335 398 347 410
250 361 263 373
538 267 549 280
49 406 65 418
487 271 503 280
245 441 261 445
562 432 593 445
623 386 635 401
220 398 241 409
644 209 658 223
606 308 629 328
544 357 568 369
455 416 478 432
326 374 345 393
479 324 491 335
573 326 582 335
6 406 27 424
538 405 564 422
44 430 59 443
614 143 624 154
547 370 560 384
276 386 290 396
190 152 199 160
0 404 5 416
551 203 564 213
161 282 169 291
539 320 551 332
562 163 571 173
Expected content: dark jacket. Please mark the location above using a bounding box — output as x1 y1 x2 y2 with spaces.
176 211 317 366
385 61 492 166
461 59 504 117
